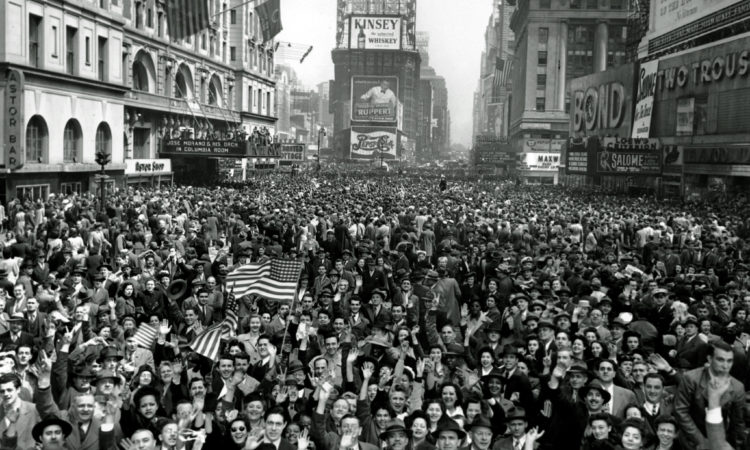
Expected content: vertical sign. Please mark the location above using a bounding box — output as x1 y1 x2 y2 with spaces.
4 70 24 170
632 60 658 138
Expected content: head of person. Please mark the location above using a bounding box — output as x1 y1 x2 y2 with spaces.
130 429 156 450
654 416 678 449
589 412 613 441
708 340 734 377
134 386 160 420
243 393 266 422
264 408 287 442
620 418 647 450
0 373 21 406
228 417 249 445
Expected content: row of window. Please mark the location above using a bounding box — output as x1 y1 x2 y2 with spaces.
26 116 112 164
538 0 625 8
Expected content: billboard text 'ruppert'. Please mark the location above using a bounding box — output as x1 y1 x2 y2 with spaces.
657 51 750 91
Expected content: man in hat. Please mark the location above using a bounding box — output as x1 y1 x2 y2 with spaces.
676 314 710 370
29 416 74 450
500 344 535 414
595 358 637 419
363 289 391 326
461 416 494 450
433 416 466 450
493 408 528 450
0 312 34 348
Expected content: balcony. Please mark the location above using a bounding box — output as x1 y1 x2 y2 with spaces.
126 90 241 122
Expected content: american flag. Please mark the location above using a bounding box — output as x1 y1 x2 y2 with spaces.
226 259 302 301
493 56 513 91
133 323 158 349
189 287 240 360
166 0 210 42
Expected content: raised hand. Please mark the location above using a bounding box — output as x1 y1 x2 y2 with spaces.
648 353 671 372
159 319 172 335
119 438 136 450
225 409 239 423
339 429 357 449
362 364 374 380
297 428 311 450
275 385 289 404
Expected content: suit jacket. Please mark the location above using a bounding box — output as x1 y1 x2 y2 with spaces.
0 331 35 350
0 400 40 449
642 398 675 430
610 384 638 419
676 335 710 369
362 303 392 326
674 367 746 449
23 311 48 339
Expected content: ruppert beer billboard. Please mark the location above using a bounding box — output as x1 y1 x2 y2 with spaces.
351 76 399 123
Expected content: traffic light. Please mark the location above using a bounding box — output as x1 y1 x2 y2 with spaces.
95 151 111 166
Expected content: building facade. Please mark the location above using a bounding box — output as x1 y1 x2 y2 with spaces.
415 31 450 162
330 0 420 163
0 0 127 201
0 0 279 200
508 0 630 183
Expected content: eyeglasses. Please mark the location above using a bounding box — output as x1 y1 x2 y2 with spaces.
231 427 246 432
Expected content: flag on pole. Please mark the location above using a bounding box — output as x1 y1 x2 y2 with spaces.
226 259 302 301
257 0 283 42
166 0 210 41
133 323 158 349
223 284 239 334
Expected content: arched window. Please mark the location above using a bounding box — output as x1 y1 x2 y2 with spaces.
25 115 48 163
208 75 222 106
174 64 193 99
132 50 156 93
132 60 148 91
96 122 112 156
63 119 82 162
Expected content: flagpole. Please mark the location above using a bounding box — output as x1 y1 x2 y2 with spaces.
212 0 255 18
277 259 303 374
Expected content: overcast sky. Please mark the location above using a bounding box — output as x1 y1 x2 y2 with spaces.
276 0 493 147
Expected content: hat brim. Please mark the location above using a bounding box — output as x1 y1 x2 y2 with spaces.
379 426 409 440
580 386 611 404
33 418 73 442
431 427 466 440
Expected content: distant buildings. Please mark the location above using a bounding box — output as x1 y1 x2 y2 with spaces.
416 31 450 162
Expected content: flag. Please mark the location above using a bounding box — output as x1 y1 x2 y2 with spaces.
223 285 239 334
133 323 158 349
189 322 224 361
166 0 210 41
226 259 302 301
257 0 283 42
493 57 505 90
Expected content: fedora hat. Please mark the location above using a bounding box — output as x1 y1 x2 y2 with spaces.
7 312 25 322
32 416 73 443
469 416 493 431
485 320 503 333
97 347 124 362
379 419 409 440
370 288 387 300
424 270 439 281
443 343 466 358
431 417 466 440
167 279 188 301
95 369 122 385
580 380 612 404
504 407 528 422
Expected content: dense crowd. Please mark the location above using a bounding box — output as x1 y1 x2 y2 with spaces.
0 169 749 450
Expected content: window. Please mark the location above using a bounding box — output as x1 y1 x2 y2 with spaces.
85 36 91 65
133 128 150 158
257 88 262 112
201 33 206 50
539 0 551 7
25 115 48 163
570 0 580 7
16 185 49 201
132 61 149 91
135 1 143 28
147 7 153 27
63 119 82 162
230 46 236 61
29 15 41 67
60 182 82 196
200 78 206 103
51 25 58 58
96 122 112 157
222 42 227 61
157 12 163 36
537 74 547 88
538 27 549 45
98 37 107 81
66 27 77 74
536 97 546 111
253 87 258 107
248 87 253 110
230 9 236 24
266 92 271 115
610 0 623 7
587 0 597 7
208 78 221 106
538 51 548 65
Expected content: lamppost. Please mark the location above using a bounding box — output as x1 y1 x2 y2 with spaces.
94 150 111 212
316 126 326 171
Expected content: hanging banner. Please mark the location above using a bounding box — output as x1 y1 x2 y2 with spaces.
632 60 658 138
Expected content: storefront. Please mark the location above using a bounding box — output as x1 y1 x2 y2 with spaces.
648 34 750 199
124 159 174 188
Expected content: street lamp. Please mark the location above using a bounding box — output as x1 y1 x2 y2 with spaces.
94 150 111 212
316 126 326 171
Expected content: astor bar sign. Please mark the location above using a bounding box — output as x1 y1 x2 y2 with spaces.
4 70 24 170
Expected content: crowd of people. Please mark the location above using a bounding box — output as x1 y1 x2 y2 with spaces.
0 169 748 450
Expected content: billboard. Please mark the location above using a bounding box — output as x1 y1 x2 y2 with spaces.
523 152 560 170
632 60 658 138
597 137 662 175
652 0 742 40
569 63 636 138
350 126 397 160
565 136 598 175
351 76 399 123
161 139 245 157
349 16 402 50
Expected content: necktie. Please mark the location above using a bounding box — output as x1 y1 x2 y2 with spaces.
514 439 522 450
651 403 658 416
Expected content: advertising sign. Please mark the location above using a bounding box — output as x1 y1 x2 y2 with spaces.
565 137 598 175
161 139 245 157
598 137 662 175
125 159 172 175
569 63 636 138
351 76 399 123
350 127 397 160
275 143 305 161
523 152 560 170
652 0 741 40
523 139 550 153
4 70 24 170
663 145 684 169
349 16 402 50
632 60 659 138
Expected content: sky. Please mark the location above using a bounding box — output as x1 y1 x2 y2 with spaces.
276 0 493 147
